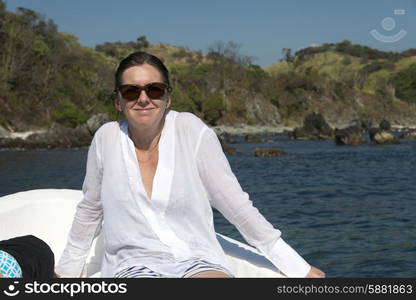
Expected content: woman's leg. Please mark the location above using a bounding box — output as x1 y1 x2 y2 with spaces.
189 270 231 278
181 258 233 278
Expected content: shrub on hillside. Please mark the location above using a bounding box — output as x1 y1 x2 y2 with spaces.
390 63 416 103
202 92 226 126
51 99 88 128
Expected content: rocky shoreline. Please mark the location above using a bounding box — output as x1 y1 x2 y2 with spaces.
0 125 292 150
0 113 109 150
1 113 415 150
211 124 293 136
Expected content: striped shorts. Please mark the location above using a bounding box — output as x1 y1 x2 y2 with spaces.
0 250 22 278
115 258 233 278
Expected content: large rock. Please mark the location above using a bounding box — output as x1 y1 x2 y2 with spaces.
86 113 110 135
291 113 334 140
254 148 287 157
0 125 11 138
245 95 282 126
369 128 400 145
244 134 262 143
334 124 365 146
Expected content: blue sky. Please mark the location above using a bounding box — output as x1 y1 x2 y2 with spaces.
4 0 416 66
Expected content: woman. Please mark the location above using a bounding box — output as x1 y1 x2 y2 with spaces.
56 52 325 278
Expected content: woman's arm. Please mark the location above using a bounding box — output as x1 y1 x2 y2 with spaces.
55 135 104 277
195 127 320 277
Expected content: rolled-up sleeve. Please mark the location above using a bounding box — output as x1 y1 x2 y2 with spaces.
56 135 104 277
195 127 311 277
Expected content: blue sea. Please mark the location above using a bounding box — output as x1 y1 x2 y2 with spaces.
1 135 415 277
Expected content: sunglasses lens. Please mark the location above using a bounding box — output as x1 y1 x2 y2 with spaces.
120 86 139 101
146 84 166 99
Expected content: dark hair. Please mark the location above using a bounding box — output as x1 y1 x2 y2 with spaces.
114 51 170 93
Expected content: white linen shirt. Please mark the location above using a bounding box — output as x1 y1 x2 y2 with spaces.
56 110 311 277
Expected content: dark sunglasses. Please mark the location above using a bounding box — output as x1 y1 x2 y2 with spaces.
118 82 172 101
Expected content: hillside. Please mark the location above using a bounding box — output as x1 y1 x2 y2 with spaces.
264 42 416 128
0 2 415 139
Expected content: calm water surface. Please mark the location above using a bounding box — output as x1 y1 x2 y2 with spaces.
1 135 415 277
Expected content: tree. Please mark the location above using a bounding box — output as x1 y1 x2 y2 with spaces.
136 35 149 51
207 41 252 67
202 92 226 125
282 48 294 63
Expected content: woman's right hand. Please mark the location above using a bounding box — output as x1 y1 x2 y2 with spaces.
305 266 326 278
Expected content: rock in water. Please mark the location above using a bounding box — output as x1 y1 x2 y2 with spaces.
254 148 287 157
334 124 365 146
291 113 334 140
369 128 400 145
244 134 262 143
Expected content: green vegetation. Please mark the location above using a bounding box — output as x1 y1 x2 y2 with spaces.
51 99 89 128
0 2 415 132
390 64 416 103
0 2 116 130
294 40 416 62
265 42 416 124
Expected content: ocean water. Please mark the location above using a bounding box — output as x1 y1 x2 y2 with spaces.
0 135 415 277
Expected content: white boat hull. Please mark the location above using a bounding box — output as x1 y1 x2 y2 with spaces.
0 189 285 277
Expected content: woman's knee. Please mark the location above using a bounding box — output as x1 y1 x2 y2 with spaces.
189 270 231 278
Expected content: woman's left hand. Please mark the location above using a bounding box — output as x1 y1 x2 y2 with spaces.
305 266 326 278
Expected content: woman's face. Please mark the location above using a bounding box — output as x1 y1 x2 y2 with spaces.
116 64 171 129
